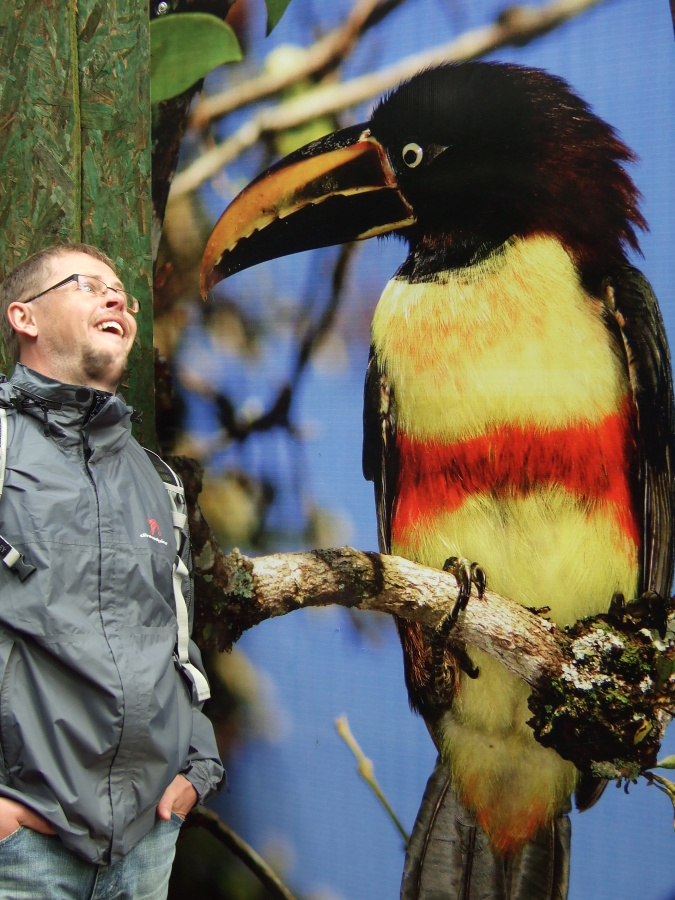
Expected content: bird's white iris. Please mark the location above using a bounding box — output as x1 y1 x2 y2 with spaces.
402 142 424 168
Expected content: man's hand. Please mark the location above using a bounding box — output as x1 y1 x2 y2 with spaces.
0 797 56 840
157 774 198 822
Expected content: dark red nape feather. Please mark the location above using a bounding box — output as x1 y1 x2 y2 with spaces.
369 63 645 282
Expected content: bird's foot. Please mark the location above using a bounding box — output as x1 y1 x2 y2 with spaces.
609 591 668 639
525 604 552 619
442 556 486 618
432 557 486 690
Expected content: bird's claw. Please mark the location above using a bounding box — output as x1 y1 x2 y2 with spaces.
609 590 668 639
442 556 486 619
431 557 486 692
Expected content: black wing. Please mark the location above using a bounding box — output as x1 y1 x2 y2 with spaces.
606 266 675 599
577 269 674 815
362 345 398 554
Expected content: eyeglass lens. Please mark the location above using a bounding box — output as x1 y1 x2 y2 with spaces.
77 276 139 315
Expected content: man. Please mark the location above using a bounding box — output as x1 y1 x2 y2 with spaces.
0 243 224 899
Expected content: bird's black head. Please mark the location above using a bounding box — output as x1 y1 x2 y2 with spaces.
369 63 644 275
202 62 645 294
370 64 538 228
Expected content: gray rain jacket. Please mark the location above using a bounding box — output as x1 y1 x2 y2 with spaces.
0 365 224 864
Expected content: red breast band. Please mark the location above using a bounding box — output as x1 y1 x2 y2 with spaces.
392 400 640 546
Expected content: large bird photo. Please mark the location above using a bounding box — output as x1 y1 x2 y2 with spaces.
166 2 675 898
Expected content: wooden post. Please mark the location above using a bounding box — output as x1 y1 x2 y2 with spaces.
0 0 155 445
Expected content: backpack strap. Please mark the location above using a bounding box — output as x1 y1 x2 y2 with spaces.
145 449 211 703
0 405 36 582
0 404 6 494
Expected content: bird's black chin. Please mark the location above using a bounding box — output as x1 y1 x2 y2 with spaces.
398 230 513 281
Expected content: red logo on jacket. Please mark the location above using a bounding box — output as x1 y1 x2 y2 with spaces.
147 518 161 538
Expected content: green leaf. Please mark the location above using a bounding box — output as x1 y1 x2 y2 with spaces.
656 756 675 770
265 0 293 35
150 13 242 105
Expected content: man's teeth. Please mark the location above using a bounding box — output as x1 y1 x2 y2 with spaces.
97 322 124 336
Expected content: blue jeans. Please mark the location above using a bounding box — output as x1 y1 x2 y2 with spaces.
0 814 182 899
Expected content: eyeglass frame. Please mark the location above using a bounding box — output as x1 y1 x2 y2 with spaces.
21 273 140 316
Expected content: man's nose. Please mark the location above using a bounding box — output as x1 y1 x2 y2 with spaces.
103 290 127 312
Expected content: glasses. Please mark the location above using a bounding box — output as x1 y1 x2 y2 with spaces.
23 274 140 316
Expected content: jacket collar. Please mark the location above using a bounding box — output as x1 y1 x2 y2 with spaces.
6 364 135 454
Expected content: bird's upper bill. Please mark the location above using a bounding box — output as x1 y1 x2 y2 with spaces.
200 124 415 296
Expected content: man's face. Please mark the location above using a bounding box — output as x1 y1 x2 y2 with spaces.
16 251 138 393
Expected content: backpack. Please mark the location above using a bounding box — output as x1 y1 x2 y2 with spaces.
0 405 34 581
0 404 210 702
144 448 211 703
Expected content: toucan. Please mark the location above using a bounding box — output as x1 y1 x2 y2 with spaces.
200 62 675 899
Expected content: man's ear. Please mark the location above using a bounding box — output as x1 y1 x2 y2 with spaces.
7 302 38 339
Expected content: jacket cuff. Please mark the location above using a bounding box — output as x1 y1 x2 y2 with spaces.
181 758 225 804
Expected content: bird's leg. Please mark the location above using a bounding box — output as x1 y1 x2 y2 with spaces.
608 591 625 622
609 590 668 639
433 558 486 692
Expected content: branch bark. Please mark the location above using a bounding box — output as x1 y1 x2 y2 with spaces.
171 0 608 198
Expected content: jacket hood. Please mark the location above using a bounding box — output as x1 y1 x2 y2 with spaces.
3 364 134 454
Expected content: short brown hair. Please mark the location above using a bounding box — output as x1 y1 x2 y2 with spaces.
0 243 117 366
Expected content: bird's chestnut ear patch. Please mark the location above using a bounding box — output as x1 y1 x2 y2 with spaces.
402 142 424 168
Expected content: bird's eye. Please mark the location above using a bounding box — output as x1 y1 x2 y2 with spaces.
402 142 424 168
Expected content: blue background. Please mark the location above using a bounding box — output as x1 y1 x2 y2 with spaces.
179 1 675 897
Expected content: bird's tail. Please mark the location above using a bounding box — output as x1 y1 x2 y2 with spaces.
401 757 571 900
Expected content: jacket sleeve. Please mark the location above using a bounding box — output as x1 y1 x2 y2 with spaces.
181 638 226 803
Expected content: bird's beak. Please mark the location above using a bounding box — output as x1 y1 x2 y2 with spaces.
200 124 416 296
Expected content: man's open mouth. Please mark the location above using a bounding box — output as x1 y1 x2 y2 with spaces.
95 320 125 337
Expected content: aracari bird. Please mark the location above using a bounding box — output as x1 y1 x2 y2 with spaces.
200 62 675 899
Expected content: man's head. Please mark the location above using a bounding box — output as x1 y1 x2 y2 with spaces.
0 243 138 393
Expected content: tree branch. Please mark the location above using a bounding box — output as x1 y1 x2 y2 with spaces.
171 0 608 198
190 0 405 129
171 456 675 786
186 807 299 900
